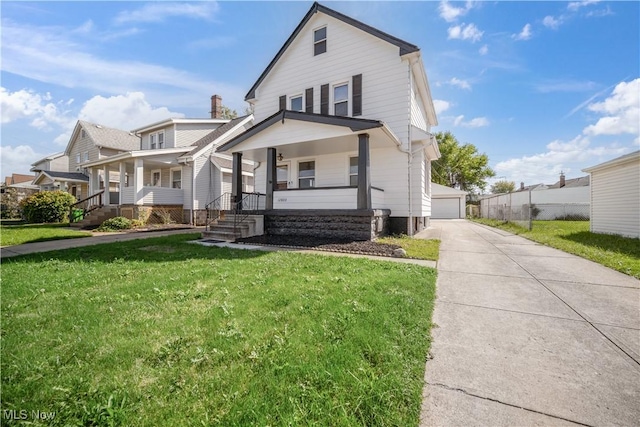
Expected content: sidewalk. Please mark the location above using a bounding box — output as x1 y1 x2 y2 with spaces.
0 227 203 259
420 220 640 426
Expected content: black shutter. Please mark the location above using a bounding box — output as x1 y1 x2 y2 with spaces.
320 84 329 115
305 88 314 113
279 95 286 111
352 74 362 116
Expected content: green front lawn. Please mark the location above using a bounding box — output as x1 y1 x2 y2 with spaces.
1 234 436 426
378 235 440 260
0 223 91 246
472 219 640 279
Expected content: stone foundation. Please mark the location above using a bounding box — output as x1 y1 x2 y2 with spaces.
265 209 390 241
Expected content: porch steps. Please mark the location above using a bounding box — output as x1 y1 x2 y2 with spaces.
70 206 118 229
201 216 257 242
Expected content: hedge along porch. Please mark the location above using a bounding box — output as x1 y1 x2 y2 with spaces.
216 110 408 239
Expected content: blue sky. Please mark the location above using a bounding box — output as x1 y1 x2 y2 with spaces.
1 1 638 189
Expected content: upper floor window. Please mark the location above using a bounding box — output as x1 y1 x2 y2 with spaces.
334 83 348 116
158 132 164 149
150 131 165 149
81 129 87 138
150 134 156 149
83 151 89 162
290 95 303 112
76 153 81 164
314 27 327 56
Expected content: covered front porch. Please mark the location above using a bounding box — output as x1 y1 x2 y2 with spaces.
216 110 402 239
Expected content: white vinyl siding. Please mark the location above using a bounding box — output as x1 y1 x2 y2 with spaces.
69 129 99 171
250 13 411 147
589 158 640 238
175 123 224 148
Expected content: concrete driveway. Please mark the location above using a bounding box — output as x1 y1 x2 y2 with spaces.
419 220 639 427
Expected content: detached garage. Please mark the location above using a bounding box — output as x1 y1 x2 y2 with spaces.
583 151 640 239
431 183 467 219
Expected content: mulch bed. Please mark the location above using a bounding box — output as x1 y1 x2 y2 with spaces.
235 234 401 257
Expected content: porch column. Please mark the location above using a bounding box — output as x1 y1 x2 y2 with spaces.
103 164 110 205
133 158 144 206
232 152 243 206
266 148 277 210
357 133 372 210
119 162 126 205
90 168 100 196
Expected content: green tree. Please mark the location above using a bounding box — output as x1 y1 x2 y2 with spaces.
432 131 495 194
490 180 516 194
20 190 76 223
220 106 238 119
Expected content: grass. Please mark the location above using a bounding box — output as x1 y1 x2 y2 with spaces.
0 223 92 246
472 219 640 279
378 235 440 261
1 234 436 426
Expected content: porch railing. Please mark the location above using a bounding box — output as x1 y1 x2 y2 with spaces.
205 192 265 233
69 190 104 223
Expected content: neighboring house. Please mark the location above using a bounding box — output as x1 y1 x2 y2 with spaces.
0 174 38 217
431 183 467 219
30 152 70 191
33 121 140 201
216 2 440 239
583 150 640 239
81 98 254 225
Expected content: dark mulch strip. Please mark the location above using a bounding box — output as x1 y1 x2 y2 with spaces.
235 234 401 257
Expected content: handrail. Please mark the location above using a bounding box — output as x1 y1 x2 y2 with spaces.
233 192 265 234
205 192 232 231
69 190 104 223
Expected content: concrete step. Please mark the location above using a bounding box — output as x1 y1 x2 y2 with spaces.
201 230 242 242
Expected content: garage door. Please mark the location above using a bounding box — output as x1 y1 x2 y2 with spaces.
432 198 461 219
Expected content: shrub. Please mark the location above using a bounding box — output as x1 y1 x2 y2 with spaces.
97 216 132 232
131 219 145 228
20 191 76 223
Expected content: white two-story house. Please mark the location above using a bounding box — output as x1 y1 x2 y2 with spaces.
81 96 254 225
216 2 439 239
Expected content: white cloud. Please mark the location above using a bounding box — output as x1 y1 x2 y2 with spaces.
513 23 532 41
479 44 488 55
584 79 640 138
0 145 40 177
433 99 451 115
0 87 72 130
1 20 241 109
438 1 476 23
448 23 483 42
567 0 600 12
453 115 489 127
114 2 219 25
542 15 562 29
494 135 629 185
78 92 185 131
448 77 472 90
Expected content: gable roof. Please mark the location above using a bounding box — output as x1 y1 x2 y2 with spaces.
217 110 384 153
583 150 640 173
180 115 253 159
64 120 139 155
33 171 89 186
548 175 590 189
245 1 419 101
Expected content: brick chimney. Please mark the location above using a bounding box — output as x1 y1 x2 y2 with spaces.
520 182 525 191
210 95 222 119
559 171 566 188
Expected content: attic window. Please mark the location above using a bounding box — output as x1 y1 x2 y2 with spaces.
314 27 327 56
81 130 86 138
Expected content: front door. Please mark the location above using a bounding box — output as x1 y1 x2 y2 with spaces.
276 163 289 190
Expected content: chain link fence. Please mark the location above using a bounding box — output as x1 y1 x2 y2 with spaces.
480 190 589 230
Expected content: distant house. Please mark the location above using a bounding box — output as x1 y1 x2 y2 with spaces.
431 183 467 219
215 2 440 239
583 151 640 239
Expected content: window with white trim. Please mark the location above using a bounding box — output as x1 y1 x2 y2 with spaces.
349 156 358 187
76 153 81 164
83 151 89 162
314 27 327 56
298 161 315 188
81 129 86 138
334 83 348 116
171 169 181 189
290 95 303 112
150 134 156 149
151 169 161 186
158 132 164 149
